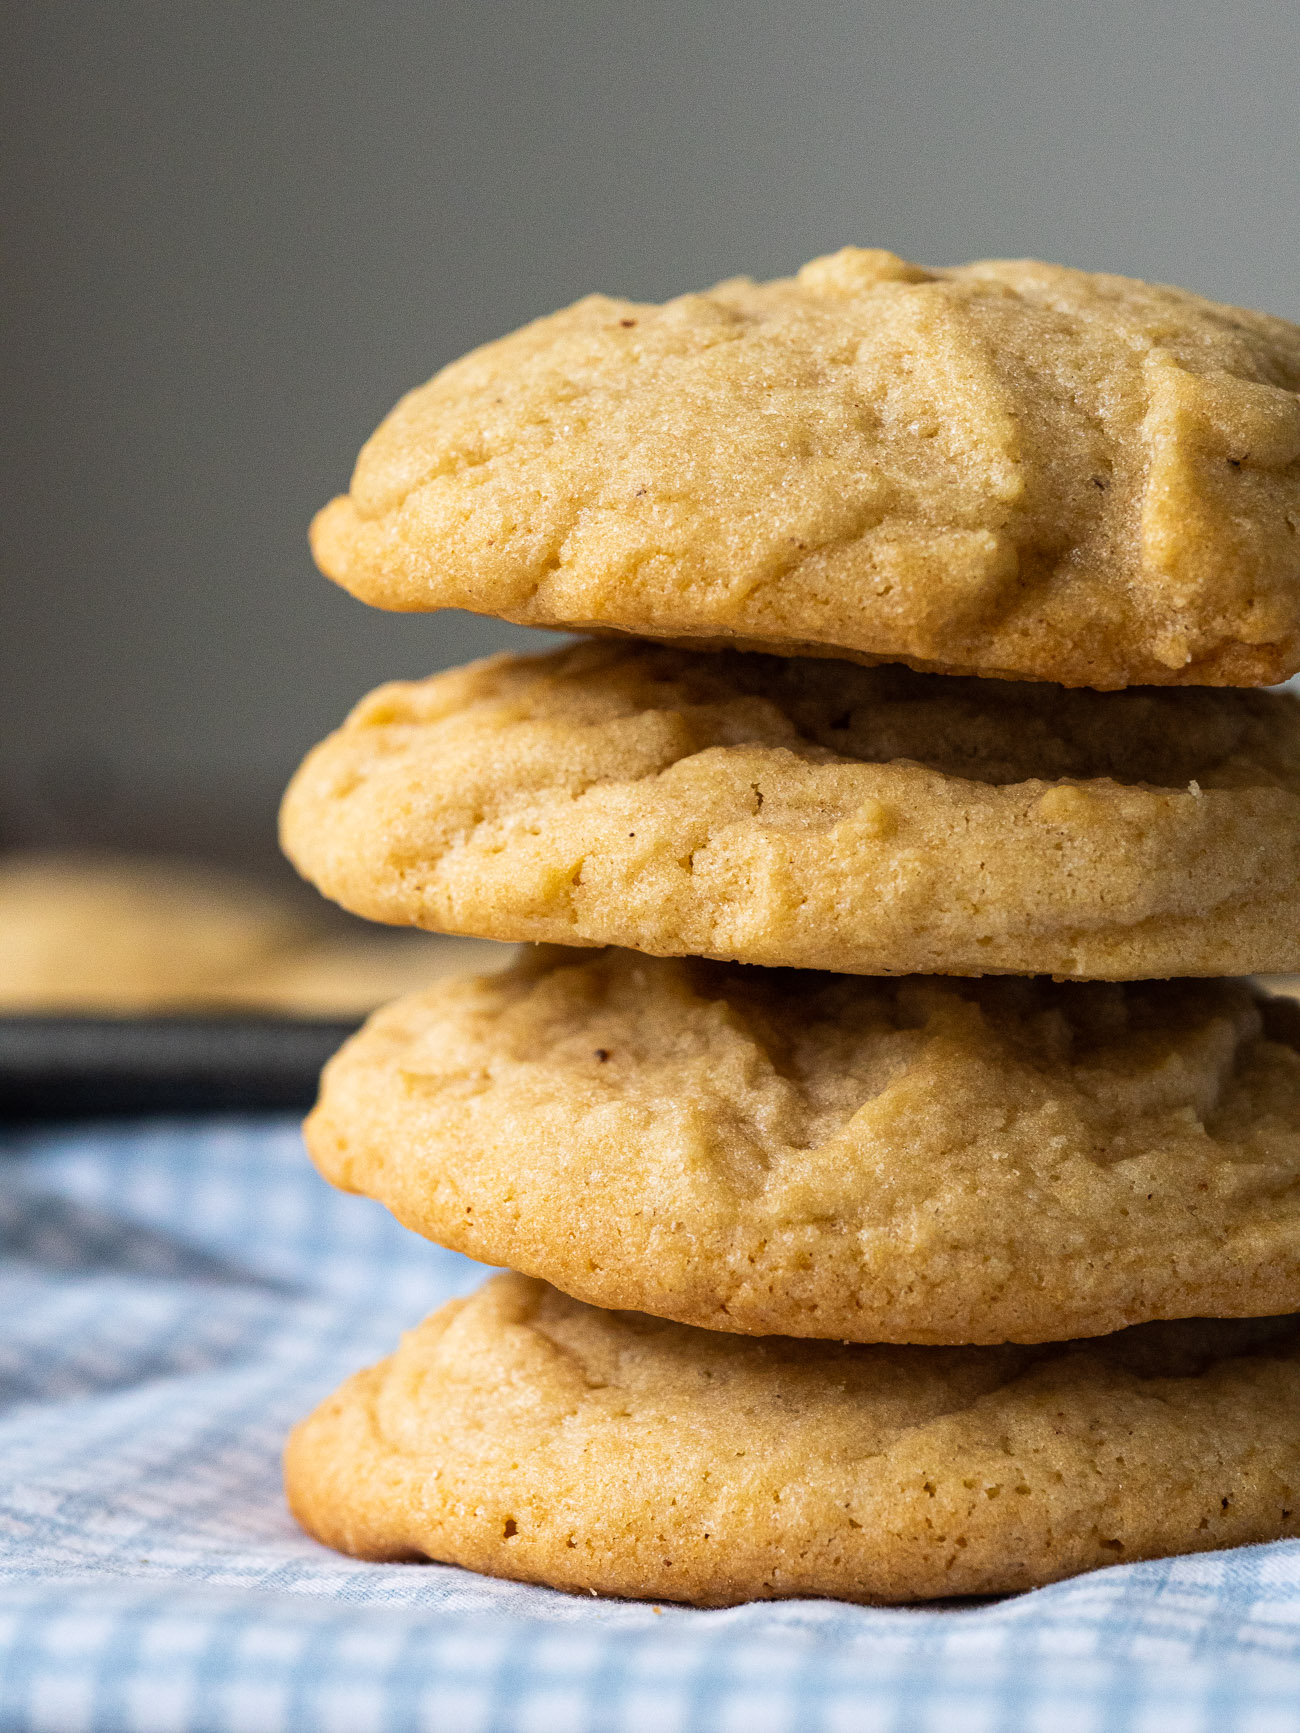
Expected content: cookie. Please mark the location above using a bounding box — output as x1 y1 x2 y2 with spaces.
0 852 315 1014
217 931 516 1018
285 1272 1300 1604
306 950 1300 1344
310 249 1300 690
280 641 1300 980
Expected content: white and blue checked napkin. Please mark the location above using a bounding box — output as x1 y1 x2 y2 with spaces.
3 1116 1300 1732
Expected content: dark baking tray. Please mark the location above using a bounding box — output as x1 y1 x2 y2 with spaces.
0 1015 360 1120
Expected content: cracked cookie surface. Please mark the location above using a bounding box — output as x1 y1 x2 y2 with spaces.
310 249 1300 689
306 950 1300 1343
284 1272 1300 1603
280 640 1300 979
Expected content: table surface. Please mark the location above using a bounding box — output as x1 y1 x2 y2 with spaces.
1 1115 1299 1733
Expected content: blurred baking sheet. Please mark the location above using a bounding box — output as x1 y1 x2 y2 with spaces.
0 1013 362 1119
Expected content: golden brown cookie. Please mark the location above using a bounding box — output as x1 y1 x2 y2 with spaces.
306 950 1300 1344
311 249 1300 690
285 1273 1300 1605
0 852 314 1014
280 641 1300 980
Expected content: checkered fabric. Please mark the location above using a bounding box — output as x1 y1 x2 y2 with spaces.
2 1118 1300 1732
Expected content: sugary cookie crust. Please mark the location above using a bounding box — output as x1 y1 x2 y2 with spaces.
306 951 1300 1344
285 1273 1300 1604
311 249 1300 690
280 641 1300 980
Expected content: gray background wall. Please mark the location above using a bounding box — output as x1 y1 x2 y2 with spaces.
5 0 1300 870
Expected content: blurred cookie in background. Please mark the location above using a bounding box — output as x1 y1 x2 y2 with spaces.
0 852 313 1015
218 930 516 1019
0 851 514 1018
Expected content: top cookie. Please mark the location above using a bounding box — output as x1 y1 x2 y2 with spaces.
311 249 1300 689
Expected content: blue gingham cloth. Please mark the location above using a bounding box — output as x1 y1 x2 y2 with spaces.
4 1121 1300 1732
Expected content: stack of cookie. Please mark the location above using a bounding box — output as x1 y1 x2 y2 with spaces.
280 249 1300 1604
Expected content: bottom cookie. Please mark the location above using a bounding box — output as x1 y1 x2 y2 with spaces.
286 1274 1300 1605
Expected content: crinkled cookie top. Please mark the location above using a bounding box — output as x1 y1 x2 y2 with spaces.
307 952 1300 1344
312 249 1300 688
279 642 1300 980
